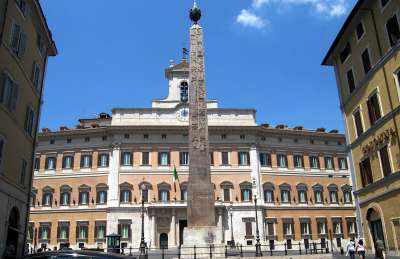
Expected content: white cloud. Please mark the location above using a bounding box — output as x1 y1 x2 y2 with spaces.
236 9 266 29
252 0 270 9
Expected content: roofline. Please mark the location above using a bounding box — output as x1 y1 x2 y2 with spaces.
34 0 57 56
112 107 257 113
321 0 365 66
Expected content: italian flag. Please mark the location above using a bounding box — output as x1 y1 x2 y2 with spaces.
173 165 180 192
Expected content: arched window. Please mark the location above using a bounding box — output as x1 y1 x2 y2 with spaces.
220 181 234 202
60 185 72 206
328 184 338 204
239 181 252 202
263 182 274 204
312 184 324 204
296 183 308 204
78 184 91 205
341 184 353 204
180 81 188 103
279 183 291 204
96 183 108 204
30 188 38 207
119 182 133 203
42 186 54 207
158 182 171 202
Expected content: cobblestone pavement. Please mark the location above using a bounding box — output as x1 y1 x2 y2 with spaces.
332 252 400 259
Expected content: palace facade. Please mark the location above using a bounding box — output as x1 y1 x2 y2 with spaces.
29 59 356 252
322 0 400 256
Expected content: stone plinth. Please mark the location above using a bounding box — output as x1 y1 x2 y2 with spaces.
181 226 224 258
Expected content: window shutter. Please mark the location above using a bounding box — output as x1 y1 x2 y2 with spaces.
18 32 26 58
119 191 123 202
167 152 170 165
89 155 92 167
10 83 18 112
247 153 250 165
80 156 84 168
158 152 161 165
97 154 101 167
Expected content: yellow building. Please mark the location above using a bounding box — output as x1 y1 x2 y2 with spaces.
322 0 400 256
0 0 56 257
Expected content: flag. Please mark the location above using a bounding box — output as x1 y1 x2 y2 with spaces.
172 165 180 192
183 48 189 55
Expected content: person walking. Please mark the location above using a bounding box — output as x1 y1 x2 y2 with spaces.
356 239 366 259
346 238 356 259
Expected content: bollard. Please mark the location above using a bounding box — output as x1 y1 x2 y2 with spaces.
161 247 165 259
326 241 329 254
240 245 243 257
298 242 302 255
129 246 132 256
284 243 287 255
225 245 228 258
178 244 181 259
194 245 196 259
209 244 212 259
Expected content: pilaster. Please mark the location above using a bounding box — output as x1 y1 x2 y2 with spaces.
108 143 121 207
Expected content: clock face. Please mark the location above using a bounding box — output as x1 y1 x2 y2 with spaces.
177 108 189 121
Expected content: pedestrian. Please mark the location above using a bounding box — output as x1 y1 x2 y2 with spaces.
356 239 366 259
376 239 386 259
346 238 356 259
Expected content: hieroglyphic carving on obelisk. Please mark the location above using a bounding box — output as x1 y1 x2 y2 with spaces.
187 1 216 228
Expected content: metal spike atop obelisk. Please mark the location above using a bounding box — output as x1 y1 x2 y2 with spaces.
187 0 215 229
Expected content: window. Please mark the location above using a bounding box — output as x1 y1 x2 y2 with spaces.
245 221 253 237
277 154 287 168
259 153 271 167
241 188 252 202
27 223 33 242
324 157 333 170
298 190 307 204
221 151 229 165
301 222 310 236
95 222 106 240
340 43 351 63
180 151 189 165
121 151 132 166
367 92 382 125
80 154 92 168
283 222 293 236
120 190 131 203
159 190 170 202
266 222 275 237
359 158 373 187
57 222 69 241
317 221 327 235
60 191 70 206
119 223 131 240
45 157 56 170
338 158 348 170
328 185 339 204
141 151 149 165
356 22 364 40
353 109 364 137
281 190 290 203
76 223 88 241
240 135 245 140
98 153 109 167
32 62 41 91
379 145 392 177
97 190 107 204
387 15 400 47
62 155 74 169
180 81 188 103
30 190 37 207
42 192 52 207
343 191 352 204
158 151 170 166
102 136 107 141
333 221 342 234
84 137 90 142
39 223 51 241
143 134 149 139
294 155 304 168
181 189 187 201
0 72 19 112
24 106 35 136
361 49 372 75
223 188 230 202
79 190 89 205
264 190 274 203
347 221 356 235
315 190 323 204
221 134 226 140
347 69 356 93
36 32 45 56
310 156 320 169
238 151 250 166
19 159 27 186
10 22 26 58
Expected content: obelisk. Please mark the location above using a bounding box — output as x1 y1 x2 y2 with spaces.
184 1 219 247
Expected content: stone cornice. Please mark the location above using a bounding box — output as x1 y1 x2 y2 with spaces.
354 170 400 196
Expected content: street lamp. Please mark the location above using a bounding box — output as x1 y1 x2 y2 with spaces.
254 195 262 257
229 205 235 248
139 184 148 259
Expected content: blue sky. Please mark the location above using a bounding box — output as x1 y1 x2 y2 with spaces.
39 0 357 132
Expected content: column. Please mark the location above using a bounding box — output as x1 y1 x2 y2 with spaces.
151 211 156 248
171 209 176 247
108 143 121 207
218 208 224 243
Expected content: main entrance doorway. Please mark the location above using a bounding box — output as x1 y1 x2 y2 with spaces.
367 208 386 253
5 207 20 258
160 233 168 249
179 220 188 245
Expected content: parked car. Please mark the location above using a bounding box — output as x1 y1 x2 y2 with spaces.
24 250 134 259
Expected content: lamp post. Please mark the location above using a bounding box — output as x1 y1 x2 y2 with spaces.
254 195 261 256
139 184 147 259
229 205 235 248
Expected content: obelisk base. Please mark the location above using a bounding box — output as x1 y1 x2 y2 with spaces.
181 226 224 258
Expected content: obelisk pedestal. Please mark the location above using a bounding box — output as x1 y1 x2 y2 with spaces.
181 2 223 258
